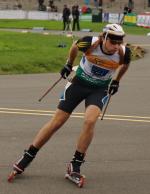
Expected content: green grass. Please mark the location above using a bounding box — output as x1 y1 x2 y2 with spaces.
0 19 148 74
0 19 149 35
0 31 75 74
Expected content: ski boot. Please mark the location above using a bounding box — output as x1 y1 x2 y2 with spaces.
65 159 85 188
8 150 35 182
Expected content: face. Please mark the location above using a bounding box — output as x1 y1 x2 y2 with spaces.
103 38 122 54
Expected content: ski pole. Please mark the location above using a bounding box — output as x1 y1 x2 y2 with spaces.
101 94 112 120
38 76 62 102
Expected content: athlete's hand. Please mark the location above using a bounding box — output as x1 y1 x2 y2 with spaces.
108 80 119 95
60 63 72 79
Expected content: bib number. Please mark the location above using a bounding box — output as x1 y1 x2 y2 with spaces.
91 65 109 77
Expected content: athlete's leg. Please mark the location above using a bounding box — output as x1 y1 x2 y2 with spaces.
67 105 101 175
13 109 70 173
32 109 70 149
76 86 107 153
76 105 101 153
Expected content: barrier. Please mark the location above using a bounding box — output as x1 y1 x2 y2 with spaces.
0 9 149 29
0 10 62 20
80 13 92 21
0 10 25 19
108 13 122 24
124 13 137 26
137 12 150 28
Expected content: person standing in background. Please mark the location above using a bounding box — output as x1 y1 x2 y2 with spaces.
38 0 46 11
62 4 71 31
72 5 80 31
128 0 134 13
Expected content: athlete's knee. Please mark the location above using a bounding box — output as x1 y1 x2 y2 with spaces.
84 117 97 129
84 111 99 126
50 109 70 129
49 117 65 131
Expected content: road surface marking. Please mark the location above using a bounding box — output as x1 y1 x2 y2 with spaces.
0 107 150 123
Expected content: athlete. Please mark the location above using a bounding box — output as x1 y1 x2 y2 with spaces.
8 24 131 187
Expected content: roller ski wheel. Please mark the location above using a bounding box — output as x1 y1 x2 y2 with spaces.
8 164 23 183
65 172 85 188
8 170 19 182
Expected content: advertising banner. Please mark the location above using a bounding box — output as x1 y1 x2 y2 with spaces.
0 10 25 19
124 13 137 25
137 13 150 28
108 13 120 23
0 10 62 20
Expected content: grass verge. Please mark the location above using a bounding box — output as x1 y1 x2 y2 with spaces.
0 20 147 75
0 19 149 35
0 31 75 74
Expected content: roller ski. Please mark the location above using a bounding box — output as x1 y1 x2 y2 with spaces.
8 146 38 182
65 157 85 188
7 165 23 182
65 171 85 188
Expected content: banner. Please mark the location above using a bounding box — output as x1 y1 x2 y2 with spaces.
0 10 25 19
124 13 137 25
80 14 92 21
0 10 62 20
137 13 150 28
108 13 120 23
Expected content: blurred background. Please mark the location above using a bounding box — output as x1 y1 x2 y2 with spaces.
0 0 149 13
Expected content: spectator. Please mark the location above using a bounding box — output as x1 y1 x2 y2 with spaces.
72 5 80 31
94 0 98 8
120 4 130 24
49 0 54 7
123 5 130 15
99 0 103 6
14 0 22 10
62 5 71 31
38 0 44 8
128 0 134 13
148 0 150 7
120 5 127 25
47 0 58 12
38 0 46 11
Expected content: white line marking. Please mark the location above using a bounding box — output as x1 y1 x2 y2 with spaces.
0 108 150 123
0 107 150 119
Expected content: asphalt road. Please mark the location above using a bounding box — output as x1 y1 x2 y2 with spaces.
0 33 150 194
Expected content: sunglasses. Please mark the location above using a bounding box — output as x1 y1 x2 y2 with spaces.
108 38 123 45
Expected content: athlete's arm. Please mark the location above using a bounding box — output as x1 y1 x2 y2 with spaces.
113 64 129 81
67 36 93 66
60 36 92 78
108 47 131 95
113 47 131 81
67 43 79 66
